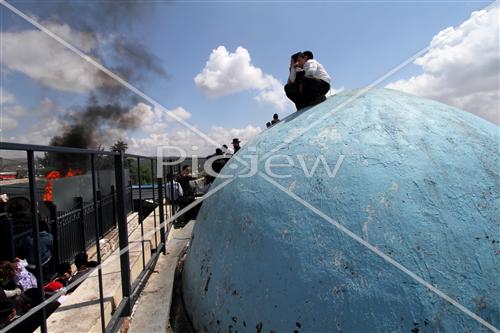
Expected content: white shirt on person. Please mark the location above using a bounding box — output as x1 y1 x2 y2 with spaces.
304 59 331 84
165 181 183 201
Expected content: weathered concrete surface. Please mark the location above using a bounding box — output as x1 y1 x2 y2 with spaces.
183 89 500 333
47 210 158 333
129 221 195 333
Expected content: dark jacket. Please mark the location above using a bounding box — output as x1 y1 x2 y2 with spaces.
19 232 53 266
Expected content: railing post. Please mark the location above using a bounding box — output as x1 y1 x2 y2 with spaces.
168 162 176 227
163 165 169 231
128 180 133 214
97 190 103 237
150 159 158 249
114 151 132 316
27 150 47 333
111 185 117 227
91 154 106 333
49 203 60 267
157 176 166 254
76 197 86 250
137 157 145 270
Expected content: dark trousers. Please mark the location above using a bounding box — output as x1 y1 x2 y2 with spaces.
285 77 330 110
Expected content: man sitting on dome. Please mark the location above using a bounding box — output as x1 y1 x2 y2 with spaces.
284 51 331 110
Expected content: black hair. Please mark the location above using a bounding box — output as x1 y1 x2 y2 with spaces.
21 288 43 306
291 52 303 62
273 113 279 119
222 144 228 149
182 165 190 171
74 252 88 270
266 122 271 128
302 51 314 59
57 262 71 276
215 148 223 155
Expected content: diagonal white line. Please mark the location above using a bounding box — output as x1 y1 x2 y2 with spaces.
0 0 223 150
0 0 250 261
0 177 234 333
257 171 500 333
0 0 255 180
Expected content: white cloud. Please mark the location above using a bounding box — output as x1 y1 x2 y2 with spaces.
0 115 18 132
0 23 111 93
128 124 261 156
37 97 59 115
127 103 192 134
386 7 500 125
194 46 290 111
166 107 192 122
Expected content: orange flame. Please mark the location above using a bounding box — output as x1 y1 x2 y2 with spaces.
42 169 82 201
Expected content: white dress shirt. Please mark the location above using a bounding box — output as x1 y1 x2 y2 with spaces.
304 59 331 84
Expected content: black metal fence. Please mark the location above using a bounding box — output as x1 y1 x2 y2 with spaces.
1 187 133 269
0 142 180 333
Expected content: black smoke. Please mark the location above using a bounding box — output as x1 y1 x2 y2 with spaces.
25 1 170 172
35 1 168 151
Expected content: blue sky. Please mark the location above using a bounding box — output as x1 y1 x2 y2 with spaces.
0 1 497 155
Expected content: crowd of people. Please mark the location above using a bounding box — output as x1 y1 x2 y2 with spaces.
0 251 98 332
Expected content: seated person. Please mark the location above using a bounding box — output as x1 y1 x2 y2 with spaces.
0 261 37 293
284 51 331 110
43 262 71 296
17 220 53 270
271 113 280 125
67 253 97 293
55 263 72 287
0 288 16 330
11 288 61 333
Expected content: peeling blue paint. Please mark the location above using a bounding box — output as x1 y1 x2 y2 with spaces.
183 89 500 332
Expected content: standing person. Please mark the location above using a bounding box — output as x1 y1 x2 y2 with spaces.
222 144 233 157
231 138 241 154
285 51 331 110
271 113 280 125
176 165 195 198
175 166 197 226
165 174 183 202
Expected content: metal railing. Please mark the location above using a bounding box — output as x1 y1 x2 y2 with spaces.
0 142 180 333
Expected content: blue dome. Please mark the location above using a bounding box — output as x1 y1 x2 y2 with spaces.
183 88 499 332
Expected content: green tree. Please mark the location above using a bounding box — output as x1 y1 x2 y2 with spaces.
110 140 128 152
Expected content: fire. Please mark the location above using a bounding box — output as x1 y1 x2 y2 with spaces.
42 169 82 202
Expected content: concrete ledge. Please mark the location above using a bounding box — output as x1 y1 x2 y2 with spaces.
128 221 195 333
47 209 160 333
